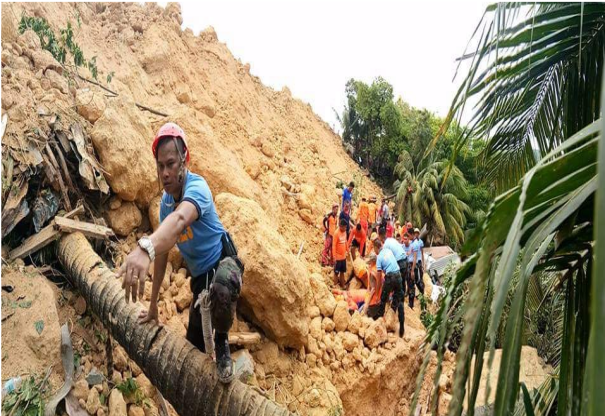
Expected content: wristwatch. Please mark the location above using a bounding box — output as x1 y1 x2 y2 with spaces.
137 236 156 261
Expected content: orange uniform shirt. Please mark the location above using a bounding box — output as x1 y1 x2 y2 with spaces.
347 228 367 255
368 203 377 223
332 229 348 261
328 215 336 236
357 201 370 223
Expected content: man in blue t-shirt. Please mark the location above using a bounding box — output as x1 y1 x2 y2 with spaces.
379 228 407 272
373 239 405 337
407 228 425 308
342 181 355 210
118 123 241 383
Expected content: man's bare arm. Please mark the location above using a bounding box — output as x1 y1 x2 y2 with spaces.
150 201 198 256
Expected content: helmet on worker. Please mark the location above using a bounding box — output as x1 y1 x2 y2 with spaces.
152 122 190 163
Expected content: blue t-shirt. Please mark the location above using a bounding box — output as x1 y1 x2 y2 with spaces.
403 242 413 262
159 171 225 276
342 187 352 208
376 248 400 274
411 239 424 263
383 237 406 262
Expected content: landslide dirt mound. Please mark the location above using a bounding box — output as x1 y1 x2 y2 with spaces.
0 3 442 415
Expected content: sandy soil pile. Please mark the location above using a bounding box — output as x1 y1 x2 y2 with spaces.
0 2 460 415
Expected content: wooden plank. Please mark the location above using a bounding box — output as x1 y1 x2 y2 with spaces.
7 206 87 260
64 205 85 219
55 216 114 239
228 331 262 346
9 221 60 260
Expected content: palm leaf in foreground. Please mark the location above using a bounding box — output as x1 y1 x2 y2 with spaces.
426 3 605 192
411 119 601 416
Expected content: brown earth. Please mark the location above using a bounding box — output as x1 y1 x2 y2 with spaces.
0 2 449 415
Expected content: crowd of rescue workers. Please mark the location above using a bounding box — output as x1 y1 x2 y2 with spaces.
320 181 426 338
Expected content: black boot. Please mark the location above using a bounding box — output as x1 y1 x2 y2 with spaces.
215 332 234 383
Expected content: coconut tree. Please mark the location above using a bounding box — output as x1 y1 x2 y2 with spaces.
394 151 470 248
413 3 605 416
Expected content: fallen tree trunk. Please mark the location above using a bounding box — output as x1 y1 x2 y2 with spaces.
58 232 291 416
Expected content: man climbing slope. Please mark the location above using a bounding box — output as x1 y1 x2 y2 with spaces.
118 123 242 383
341 181 355 209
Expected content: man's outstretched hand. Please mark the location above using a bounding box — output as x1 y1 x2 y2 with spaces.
117 246 151 303
138 304 162 326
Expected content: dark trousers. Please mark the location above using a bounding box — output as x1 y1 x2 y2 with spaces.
406 261 425 307
380 271 405 336
397 259 407 296
186 257 231 352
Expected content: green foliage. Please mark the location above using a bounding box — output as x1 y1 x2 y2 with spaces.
418 294 434 329
18 14 111 83
429 3 605 194
394 157 471 249
413 101 602 416
34 320 44 335
73 351 81 369
115 378 145 406
412 4 605 415
95 329 107 344
339 77 493 246
2 375 49 416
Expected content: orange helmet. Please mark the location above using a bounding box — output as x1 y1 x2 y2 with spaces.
151 122 190 163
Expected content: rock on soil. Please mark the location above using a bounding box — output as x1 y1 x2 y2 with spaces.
364 319 387 349
105 202 142 237
215 193 311 348
332 301 351 332
309 273 336 317
108 389 127 416
86 388 102 415
91 95 158 206
76 88 106 124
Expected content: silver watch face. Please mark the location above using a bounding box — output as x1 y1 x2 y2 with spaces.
139 238 151 251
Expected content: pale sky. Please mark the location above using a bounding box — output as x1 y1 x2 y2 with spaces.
168 1 490 132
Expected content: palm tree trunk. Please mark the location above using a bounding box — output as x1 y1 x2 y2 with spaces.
58 232 292 416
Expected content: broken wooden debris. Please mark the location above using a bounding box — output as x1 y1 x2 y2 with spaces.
7 206 106 260
228 331 262 346
8 220 61 260
55 216 114 239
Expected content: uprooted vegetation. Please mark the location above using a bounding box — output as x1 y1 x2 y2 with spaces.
0 3 469 416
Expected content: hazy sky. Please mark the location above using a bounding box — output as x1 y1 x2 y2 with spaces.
169 1 490 131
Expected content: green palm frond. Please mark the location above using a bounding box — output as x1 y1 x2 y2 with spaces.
428 3 605 192
411 112 602 416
